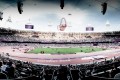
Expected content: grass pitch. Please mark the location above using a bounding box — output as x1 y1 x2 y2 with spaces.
28 47 105 54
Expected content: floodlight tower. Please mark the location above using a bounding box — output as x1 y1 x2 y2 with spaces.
60 0 64 9
101 2 107 15
0 12 3 20
17 0 23 14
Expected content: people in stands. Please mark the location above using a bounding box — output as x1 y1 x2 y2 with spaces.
6 61 15 79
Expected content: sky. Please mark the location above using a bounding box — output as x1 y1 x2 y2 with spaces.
0 0 120 33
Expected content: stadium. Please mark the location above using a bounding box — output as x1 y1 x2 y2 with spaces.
0 0 120 80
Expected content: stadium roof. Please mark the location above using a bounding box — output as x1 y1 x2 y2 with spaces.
0 0 120 32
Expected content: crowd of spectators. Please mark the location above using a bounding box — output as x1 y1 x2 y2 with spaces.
0 34 115 43
0 27 120 43
1 28 120 80
0 42 119 80
0 42 119 50
0 53 120 80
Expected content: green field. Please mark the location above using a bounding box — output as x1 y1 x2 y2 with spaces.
28 47 105 54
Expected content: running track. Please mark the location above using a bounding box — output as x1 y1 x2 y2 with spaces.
0 46 120 65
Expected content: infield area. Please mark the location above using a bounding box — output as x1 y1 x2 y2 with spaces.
28 47 105 54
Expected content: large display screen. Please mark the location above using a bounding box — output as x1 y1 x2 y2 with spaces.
86 27 94 31
25 25 34 29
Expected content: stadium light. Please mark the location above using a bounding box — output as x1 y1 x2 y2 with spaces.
17 0 23 14
0 11 3 20
106 20 110 27
101 2 107 15
60 0 64 9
